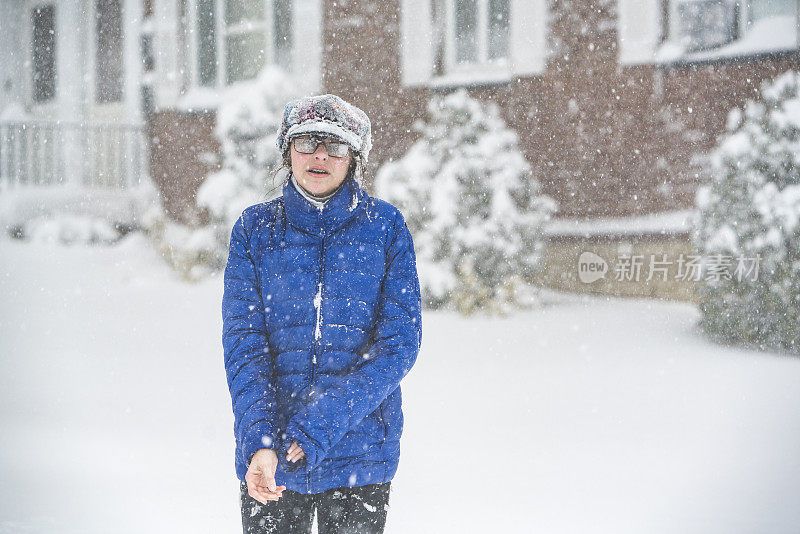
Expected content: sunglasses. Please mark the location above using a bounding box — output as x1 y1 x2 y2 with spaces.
292 135 350 158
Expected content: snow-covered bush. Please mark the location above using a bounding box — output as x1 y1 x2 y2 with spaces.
145 66 300 279
13 214 122 244
138 199 217 280
197 65 299 232
694 70 800 354
375 89 557 315
0 180 159 245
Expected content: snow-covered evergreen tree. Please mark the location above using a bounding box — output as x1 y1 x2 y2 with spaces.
694 69 800 353
144 66 299 279
375 89 557 315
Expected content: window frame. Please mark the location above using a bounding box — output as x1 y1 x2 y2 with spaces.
434 0 511 86
187 0 294 90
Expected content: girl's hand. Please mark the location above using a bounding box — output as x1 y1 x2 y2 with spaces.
286 440 305 463
245 449 286 504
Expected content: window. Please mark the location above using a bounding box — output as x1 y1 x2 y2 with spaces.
140 35 155 73
224 0 266 83
31 4 56 103
193 0 294 87
674 0 739 52
745 0 797 29
273 0 293 71
196 0 217 86
140 0 156 115
95 0 124 103
141 85 155 116
433 0 510 75
487 0 511 60
455 0 479 63
401 0 545 87
667 0 798 55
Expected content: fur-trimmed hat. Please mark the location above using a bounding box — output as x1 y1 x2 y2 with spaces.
276 94 372 163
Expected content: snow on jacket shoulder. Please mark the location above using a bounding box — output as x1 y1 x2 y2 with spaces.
222 175 422 494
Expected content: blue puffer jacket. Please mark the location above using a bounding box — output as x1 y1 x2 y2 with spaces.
222 174 422 494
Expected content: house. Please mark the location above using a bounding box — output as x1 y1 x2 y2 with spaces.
0 0 153 229
2 0 798 299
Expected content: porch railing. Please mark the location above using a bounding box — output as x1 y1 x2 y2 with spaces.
0 120 149 190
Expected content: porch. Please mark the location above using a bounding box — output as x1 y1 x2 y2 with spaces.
0 120 155 231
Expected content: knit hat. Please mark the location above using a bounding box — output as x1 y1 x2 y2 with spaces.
276 94 372 163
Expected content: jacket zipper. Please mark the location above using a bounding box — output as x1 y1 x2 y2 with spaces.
307 230 325 493
312 232 324 386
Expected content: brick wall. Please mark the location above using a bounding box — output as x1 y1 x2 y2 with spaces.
147 110 219 224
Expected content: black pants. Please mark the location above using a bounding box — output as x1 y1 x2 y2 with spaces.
240 481 390 534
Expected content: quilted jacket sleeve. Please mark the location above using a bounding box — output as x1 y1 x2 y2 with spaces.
222 213 278 469
285 211 423 471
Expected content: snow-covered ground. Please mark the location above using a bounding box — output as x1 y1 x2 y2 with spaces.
1 234 799 534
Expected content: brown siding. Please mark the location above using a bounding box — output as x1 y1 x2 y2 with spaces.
147 111 220 224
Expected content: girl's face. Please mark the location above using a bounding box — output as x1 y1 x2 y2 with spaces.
290 137 352 197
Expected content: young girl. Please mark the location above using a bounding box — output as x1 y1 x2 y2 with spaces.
222 94 422 533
